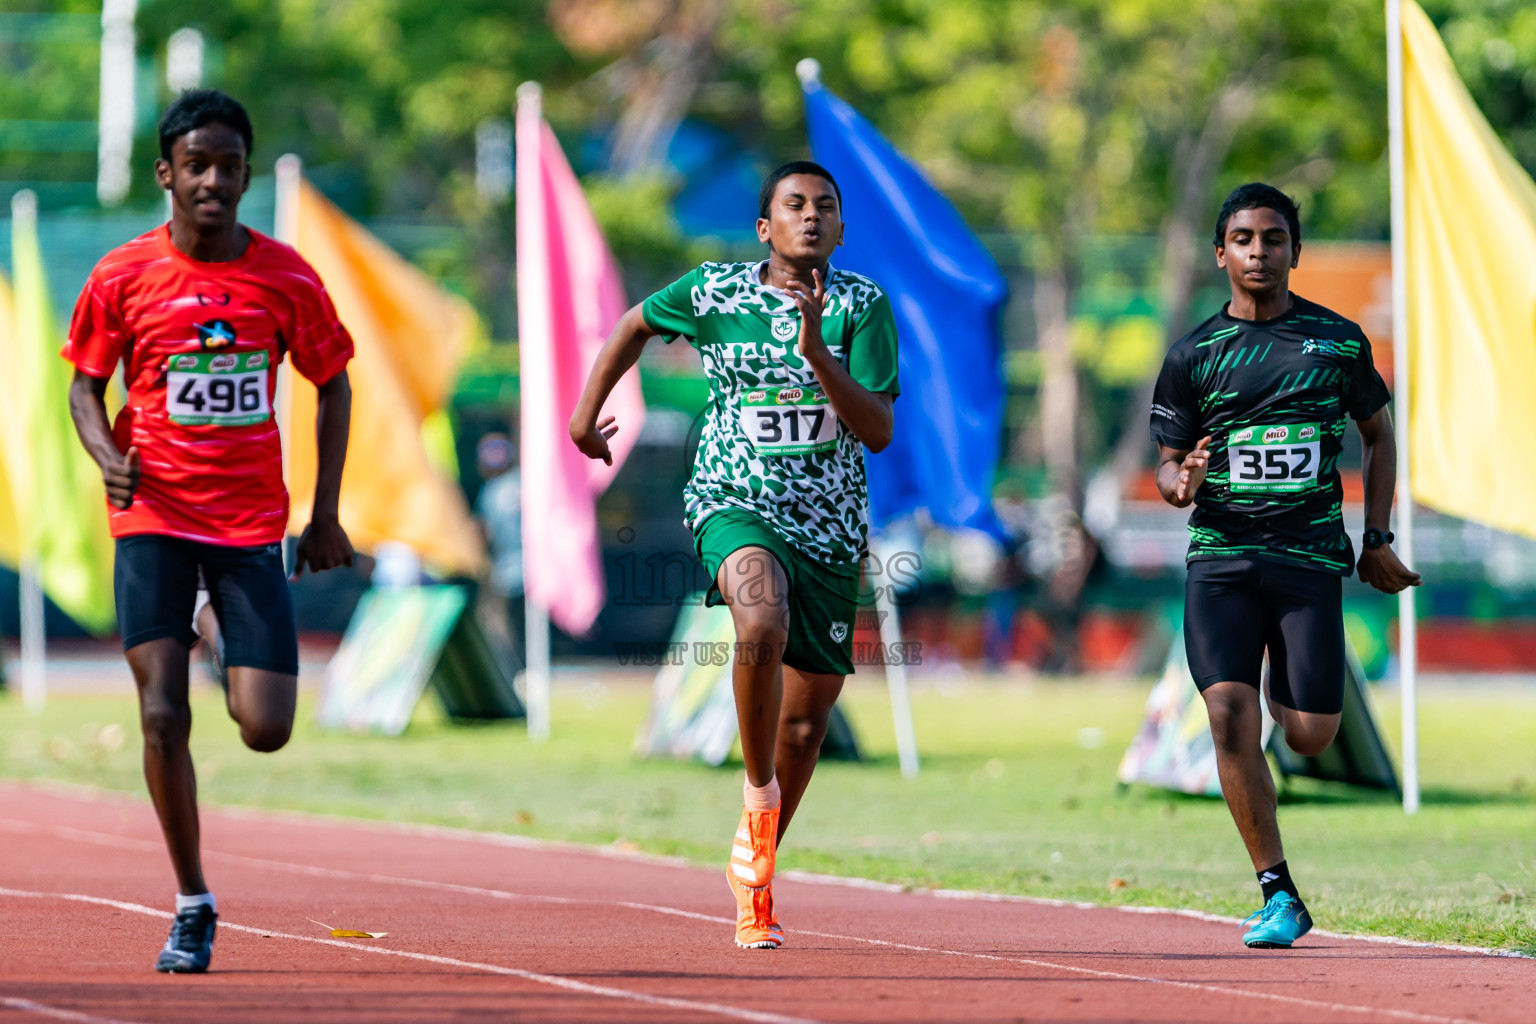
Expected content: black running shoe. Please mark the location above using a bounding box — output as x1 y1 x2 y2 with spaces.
155 904 217 973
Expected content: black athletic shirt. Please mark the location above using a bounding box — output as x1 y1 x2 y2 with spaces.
1150 294 1391 576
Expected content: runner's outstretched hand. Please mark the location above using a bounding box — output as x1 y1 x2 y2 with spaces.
783 268 829 356
103 446 140 510
1357 545 1422 594
1175 437 1212 504
291 516 354 581
570 413 620 466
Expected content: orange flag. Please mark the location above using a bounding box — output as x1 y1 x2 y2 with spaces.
285 180 485 576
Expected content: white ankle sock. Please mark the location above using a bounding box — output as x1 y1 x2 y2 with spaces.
743 775 781 811
175 891 216 913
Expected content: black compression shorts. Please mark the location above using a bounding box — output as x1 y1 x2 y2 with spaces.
1183 557 1344 715
114 534 299 675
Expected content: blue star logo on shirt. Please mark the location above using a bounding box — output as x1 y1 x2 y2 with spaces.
196 319 237 350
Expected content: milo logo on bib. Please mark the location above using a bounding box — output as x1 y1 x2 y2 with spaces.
738 385 836 456
1229 422 1323 494
165 349 272 427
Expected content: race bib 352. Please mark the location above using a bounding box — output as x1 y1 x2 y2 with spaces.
1228 422 1321 493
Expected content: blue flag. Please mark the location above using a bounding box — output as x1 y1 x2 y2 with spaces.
804 81 1008 537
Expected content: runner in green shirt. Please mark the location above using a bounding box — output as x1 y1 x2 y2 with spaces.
571 161 899 950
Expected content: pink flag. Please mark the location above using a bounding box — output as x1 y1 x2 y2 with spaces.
516 84 644 636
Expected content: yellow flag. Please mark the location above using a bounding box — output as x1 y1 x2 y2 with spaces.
285 180 486 575
1403 1 1536 536
6 196 115 633
0 271 21 569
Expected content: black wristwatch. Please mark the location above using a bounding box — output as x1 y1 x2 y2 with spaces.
1362 528 1394 550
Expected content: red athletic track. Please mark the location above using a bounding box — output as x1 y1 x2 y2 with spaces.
0 782 1528 1024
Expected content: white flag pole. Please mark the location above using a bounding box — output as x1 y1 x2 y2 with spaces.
876 582 920 779
12 189 45 711
516 81 552 743
273 154 302 579
96 0 137 206
1386 0 1419 815
872 539 919 777
18 560 45 713
525 596 550 742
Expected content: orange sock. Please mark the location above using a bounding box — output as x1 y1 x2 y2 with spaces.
743 775 781 811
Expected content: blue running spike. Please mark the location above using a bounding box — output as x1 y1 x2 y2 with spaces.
155 904 217 973
1242 891 1312 949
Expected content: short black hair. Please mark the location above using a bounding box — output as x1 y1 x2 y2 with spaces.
1214 183 1300 247
158 90 253 161
758 161 841 219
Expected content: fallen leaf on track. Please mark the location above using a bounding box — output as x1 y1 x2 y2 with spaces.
309 917 389 939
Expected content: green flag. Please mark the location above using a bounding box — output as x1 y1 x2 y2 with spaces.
9 193 114 633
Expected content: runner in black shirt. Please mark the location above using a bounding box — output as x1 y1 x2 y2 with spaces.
1150 184 1420 949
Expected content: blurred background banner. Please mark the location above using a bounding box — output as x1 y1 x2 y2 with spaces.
284 175 486 578
0 270 21 571
802 67 1008 538
4 194 114 636
1402 0 1536 538
11 0 1536 693
515 83 644 638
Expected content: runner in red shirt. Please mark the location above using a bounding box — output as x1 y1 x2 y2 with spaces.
64 90 355 974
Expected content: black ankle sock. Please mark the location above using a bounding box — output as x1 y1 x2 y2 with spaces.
1257 860 1299 902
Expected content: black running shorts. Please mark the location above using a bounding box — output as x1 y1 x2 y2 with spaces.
1183 558 1344 715
114 534 299 675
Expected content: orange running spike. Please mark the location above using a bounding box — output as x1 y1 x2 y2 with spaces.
728 806 778 890
725 806 782 948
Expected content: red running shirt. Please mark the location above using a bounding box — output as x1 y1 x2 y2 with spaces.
64 225 354 546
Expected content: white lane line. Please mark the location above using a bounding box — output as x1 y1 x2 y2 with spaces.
206 798 1536 959
0 888 817 1024
785 927 1487 1024
913 884 1533 959
0 820 1505 1024
9 786 1528 959
0 998 150 1024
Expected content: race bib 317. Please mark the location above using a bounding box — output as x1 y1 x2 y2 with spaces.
738 386 837 456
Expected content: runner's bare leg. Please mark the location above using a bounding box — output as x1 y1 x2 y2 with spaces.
126 638 206 895
226 668 297 752
1202 681 1284 871
717 547 790 788
775 666 845 842
197 604 297 752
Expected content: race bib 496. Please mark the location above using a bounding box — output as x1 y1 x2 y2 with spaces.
166 350 271 426
1228 422 1321 493
738 386 837 455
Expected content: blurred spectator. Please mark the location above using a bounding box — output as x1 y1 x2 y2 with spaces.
474 433 524 669
983 481 1032 670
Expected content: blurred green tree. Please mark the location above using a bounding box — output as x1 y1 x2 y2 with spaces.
721 0 1391 667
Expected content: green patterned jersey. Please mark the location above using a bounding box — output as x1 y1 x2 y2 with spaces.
642 261 900 566
1149 294 1391 576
